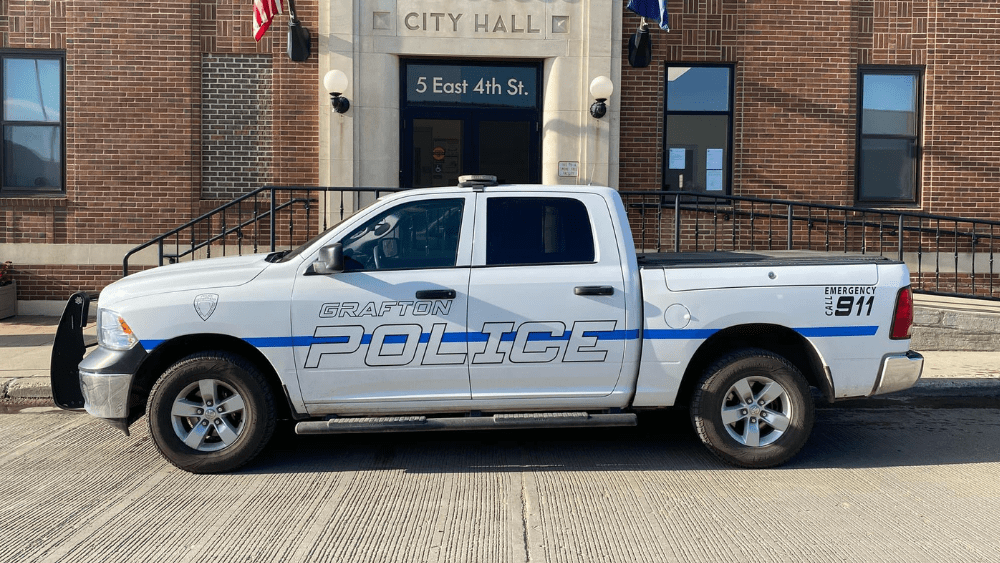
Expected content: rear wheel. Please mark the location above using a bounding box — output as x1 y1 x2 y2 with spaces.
148 352 276 473
690 349 814 468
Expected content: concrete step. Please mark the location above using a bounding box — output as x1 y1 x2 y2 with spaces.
912 294 1000 351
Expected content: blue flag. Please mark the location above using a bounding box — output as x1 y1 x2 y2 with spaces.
626 0 669 31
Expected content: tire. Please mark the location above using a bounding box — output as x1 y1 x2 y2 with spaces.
147 351 276 474
690 348 815 468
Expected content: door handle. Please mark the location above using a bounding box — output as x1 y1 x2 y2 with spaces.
574 286 614 296
415 289 457 300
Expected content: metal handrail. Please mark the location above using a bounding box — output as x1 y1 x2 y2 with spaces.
123 186 1000 301
122 186 404 275
621 190 1000 301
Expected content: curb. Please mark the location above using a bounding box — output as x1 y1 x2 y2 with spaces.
1 376 53 401
825 378 1000 409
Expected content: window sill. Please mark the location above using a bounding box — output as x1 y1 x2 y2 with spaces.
0 195 68 208
853 201 922 211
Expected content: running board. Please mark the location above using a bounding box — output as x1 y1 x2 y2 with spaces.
294 412 637 435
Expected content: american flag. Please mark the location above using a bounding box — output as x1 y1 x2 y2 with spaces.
253 0 284 41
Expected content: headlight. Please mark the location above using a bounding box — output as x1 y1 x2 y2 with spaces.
98 309 139 350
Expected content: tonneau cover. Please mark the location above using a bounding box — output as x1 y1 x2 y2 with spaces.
638 251 896 269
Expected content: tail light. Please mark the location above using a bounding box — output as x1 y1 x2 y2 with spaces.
890 286 914 340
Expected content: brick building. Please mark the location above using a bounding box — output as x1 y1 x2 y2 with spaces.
619 0 1000 221
0 0 319 313
2 0 999 313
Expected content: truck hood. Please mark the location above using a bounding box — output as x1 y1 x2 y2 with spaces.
99 254 271 306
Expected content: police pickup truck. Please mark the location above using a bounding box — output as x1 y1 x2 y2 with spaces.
50 176 923 473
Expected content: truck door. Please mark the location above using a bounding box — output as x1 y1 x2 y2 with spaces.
467 192 628 399
290 194 474 405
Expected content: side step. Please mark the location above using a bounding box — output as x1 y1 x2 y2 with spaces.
294 412 637 435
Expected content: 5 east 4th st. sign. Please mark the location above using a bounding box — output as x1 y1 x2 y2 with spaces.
405 64 540 108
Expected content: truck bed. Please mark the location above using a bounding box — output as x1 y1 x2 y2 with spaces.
637 251 898 269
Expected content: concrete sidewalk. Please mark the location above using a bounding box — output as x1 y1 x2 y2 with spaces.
2 293 999 402
0 315 96 400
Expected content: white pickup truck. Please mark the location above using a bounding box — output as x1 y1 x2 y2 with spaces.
51 177 923 473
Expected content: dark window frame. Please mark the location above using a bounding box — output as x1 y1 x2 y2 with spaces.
661 62 735 195
1 49 66 196
399 58 543 188
856 65 923 205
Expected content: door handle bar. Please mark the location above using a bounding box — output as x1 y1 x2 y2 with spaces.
574 286 614 296
415 289 457 300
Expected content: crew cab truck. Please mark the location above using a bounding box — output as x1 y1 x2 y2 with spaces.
50 176 924 473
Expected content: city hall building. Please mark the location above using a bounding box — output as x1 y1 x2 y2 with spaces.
1 0 999 313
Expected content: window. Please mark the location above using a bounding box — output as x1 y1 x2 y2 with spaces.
1 51 65 195
663 65 733 194
340 198 464 271
486 197 594 266
857 67 922 203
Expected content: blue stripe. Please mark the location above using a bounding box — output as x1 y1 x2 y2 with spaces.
585 329 640 341
643 329 720 340
527 332 572 342
143 324 873 352
795 325 879 337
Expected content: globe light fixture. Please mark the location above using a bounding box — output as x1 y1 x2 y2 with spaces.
323 69 350 114
589 76 614 119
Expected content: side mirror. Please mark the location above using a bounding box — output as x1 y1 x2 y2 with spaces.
311 243 344 275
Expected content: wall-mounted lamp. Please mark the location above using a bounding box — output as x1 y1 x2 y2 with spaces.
323 69 350 114
589 76 614 119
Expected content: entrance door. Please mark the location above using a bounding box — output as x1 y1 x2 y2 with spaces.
401 60 542 188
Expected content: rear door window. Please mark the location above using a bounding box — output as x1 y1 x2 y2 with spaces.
486 197 595 266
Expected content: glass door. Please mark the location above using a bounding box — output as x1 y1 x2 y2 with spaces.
404 112 539 188
412 119 462 188
478 120 532 185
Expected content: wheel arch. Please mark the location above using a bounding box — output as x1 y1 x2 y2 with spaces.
675 323 832 408
130 334 296 423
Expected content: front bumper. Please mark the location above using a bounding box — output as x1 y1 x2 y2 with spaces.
80 370 132 418
872 350 924 396
51 292 148 433
77 342 148 419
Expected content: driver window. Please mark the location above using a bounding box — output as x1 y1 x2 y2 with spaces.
340 198 465 272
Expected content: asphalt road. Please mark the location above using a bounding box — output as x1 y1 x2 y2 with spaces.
2 404 999 563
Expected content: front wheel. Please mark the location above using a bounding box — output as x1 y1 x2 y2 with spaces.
148 352 276 474
690 349 814 468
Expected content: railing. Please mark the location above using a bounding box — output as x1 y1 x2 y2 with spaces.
123 186 1000 301
620 190 1000 301
122 186 404 276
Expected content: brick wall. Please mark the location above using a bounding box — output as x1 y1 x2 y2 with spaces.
201 54 274 200
0 0 318 303
619 0 1000 221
